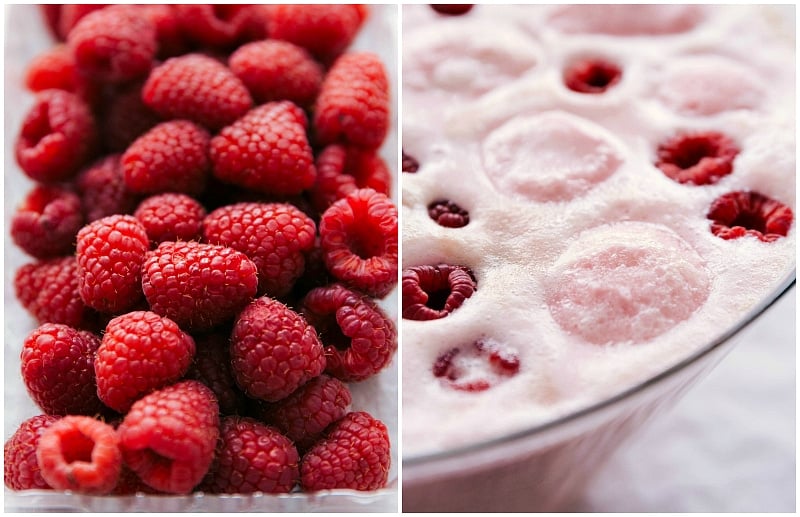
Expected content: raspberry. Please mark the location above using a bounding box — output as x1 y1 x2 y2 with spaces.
174 5 268 50
40 4 63 40
75 214 149 314
15 89 98 183
21 323 105 416
138 4 190 59
141 240 258 331
75 154 141 223
314 52 390 149
203 202 316 297
4 415 59 490
319 189 398 298
563 58 622 94
402 150 420 173
117 380 220 494
433 338 520 392
230 296 326 402
134 193 207 245
57 4 108 41
201 417 299 494
655 131 740 185
142 53 253 131
10 184 83 259
707 191 794 242
99 83 162 153
428 199 470 228
300 411 390 491
402 264 477 320
265 4 367 64
302 284 398 382
229 40 323 108
311 144 393 213
266 374 352 450
185 331 248 416
95 311 196 413
122 120 211 196
210 101 316 196
36 416 122 495
431 5 474 15
23 45 99 104
66 5 157 83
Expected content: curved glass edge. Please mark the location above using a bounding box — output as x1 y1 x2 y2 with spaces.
404 269 796 469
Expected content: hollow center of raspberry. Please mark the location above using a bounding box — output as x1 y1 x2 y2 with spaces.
565 59 622 93
315 313 351 351
433 339 520 392
61 430 95 464
347 222 385 259
22 105 53 147
668 137 719 169
730 210 768 234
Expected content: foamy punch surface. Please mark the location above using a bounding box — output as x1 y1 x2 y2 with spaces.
402 5 795 457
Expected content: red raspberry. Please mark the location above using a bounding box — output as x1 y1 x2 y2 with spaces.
36 416 122 495
203 202 316 297
76 214 149 314
141 240 258 332
95 311 196 413
57 4 108 41
185 331 248 416
428 199 470 228
10 184 83 259
402 264 477 320
138 4 190 59
174 5 268 50
122 120 211 196
300 411 390 491
142 53 253 131
231 296 326 402
302 284 397 382
21 323 105 416
402 150 419 173
314 52 390 150
319 189 398 298
655 131 740 185
431 5 474 15
15 89 98 183
210 101 316 196
67 5 157 83
4 415 59 490
117 380 220 494
564 58 622 94
23 44 99 104
266 374 352 450
75 154 141 223
311 144 392 213
707 191 794 242
266 5 367 64
134 193 207 245
40 4 64 40
229 40 323 108
201 416 299 494
100 83 162 153
111 464 162 495
433 338 520 392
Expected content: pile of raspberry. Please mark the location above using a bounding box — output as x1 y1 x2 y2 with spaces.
5 4 397 497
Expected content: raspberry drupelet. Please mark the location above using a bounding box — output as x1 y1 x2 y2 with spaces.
134 193 207 245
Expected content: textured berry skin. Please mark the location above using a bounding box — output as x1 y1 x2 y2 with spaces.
117 380 220 494
174 5 268 50
314 52 390 150
23 44 99 104
231 296 326 402
564 58 622 94
14 257 95 329
185 332 248 416
402 150 419 173
76 154 141 223
203 202 316 297
402 264 477 320
312 144 392 212
300 411 390 491
428 199 470 228
707 191 794 242
21 323 105 416
139 4 190 59
95 311 196 413
4 415 59 490
142 53 253 131
655 131 740 185
141 240 258 331
266 5 367 64
67 5 157 83
15 89 98 183
134 193 207 245
266 374 352 450
57 4 108 41
229 40 323 107
122 120 211 196
75 214 149 313
10 185 83 259
302 284 397 382
100 83 162 153
36 416 122 495
210 101 316 196
319 189 398 298
201 416 299 494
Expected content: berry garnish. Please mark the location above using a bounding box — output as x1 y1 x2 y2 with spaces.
433 339 520 392
428 199 470 228
564 58 622 94
402 264 477 320
707 191 794 242
655 131 740 185
402 150 419 173
431 5 474 16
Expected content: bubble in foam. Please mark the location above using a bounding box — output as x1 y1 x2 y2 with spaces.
549 4 705 36
544 222 710 345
